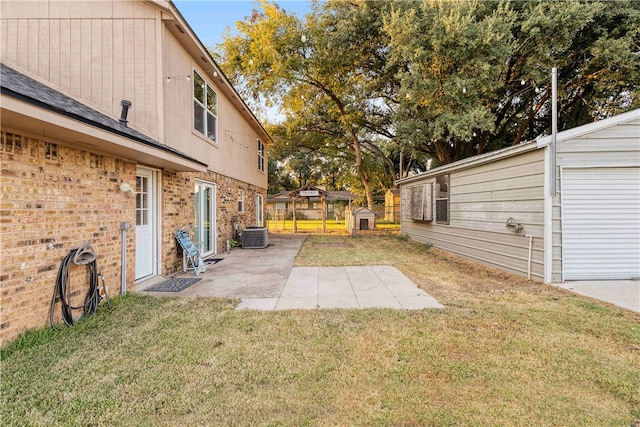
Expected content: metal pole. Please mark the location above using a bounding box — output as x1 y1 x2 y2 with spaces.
120 222 131 295
352 210 357 237
292 198 297 233
551 67 557 196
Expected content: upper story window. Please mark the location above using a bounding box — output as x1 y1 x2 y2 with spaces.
257 139 265 172
193 71 217 142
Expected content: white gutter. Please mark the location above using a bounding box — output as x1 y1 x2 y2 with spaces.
543 144 554 283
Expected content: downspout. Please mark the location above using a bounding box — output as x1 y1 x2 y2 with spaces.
525 234 533 280
543 146 554 283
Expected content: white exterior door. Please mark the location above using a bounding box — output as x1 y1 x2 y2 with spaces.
194 181 216 257
562 167 640 280
135 168 156 279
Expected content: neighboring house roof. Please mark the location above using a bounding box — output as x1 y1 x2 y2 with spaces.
327 190 357 201
396 108 640 186
0 63 207 169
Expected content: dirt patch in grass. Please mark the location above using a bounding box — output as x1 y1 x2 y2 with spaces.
313 243 354 248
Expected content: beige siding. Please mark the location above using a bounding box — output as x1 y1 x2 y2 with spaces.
401 149 546 280
551 113 640 282
0 0 159 138
161 28 267 189
556 120 640 168
1 0 267 190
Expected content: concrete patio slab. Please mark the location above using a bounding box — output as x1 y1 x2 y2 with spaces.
276 297 319 310
318 294 360 308
138 234 637 314
270 265 444 310
553 281 639 313
139 234 446 310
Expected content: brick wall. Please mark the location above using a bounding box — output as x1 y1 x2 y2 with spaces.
161 171 195 276
161 170 266 275
1 130 267 344
0 130 136 344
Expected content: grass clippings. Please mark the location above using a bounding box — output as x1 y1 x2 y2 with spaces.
2 234 639 426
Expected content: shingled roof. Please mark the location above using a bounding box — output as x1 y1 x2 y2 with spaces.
0 62 206 167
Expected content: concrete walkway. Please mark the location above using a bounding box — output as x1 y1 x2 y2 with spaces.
553 281 640 313
139 234 445 311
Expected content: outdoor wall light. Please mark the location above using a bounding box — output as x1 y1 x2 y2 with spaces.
120 182 136 195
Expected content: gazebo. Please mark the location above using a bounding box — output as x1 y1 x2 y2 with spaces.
288 184 329 233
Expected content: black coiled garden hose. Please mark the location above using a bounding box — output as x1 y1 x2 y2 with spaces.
49 244 102 329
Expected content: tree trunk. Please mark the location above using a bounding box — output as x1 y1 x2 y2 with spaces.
513 90 550 146
349 129 375 210
434 139 454 164
311 79 376 210
361 174 375 211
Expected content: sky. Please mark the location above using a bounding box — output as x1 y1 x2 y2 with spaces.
173 0 314 48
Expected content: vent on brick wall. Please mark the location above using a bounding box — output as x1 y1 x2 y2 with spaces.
241 227 268 249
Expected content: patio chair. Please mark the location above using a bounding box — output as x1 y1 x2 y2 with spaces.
174 228 207 276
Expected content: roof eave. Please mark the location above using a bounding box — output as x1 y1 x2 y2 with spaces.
396 140 539 186
1 93 207 172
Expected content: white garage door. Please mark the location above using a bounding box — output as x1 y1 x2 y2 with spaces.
562 167 640 280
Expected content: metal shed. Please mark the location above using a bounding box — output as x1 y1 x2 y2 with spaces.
384 189 401 223
396 108 640 283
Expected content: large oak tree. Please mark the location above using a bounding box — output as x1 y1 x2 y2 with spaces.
217 0 639 200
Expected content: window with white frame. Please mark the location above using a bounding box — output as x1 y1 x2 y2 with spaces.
435 174 449 224
256 194 264 227
238 189 244 213
257 139 265 172
193 70 217 142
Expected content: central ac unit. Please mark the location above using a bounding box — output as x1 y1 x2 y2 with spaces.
241 227 268 249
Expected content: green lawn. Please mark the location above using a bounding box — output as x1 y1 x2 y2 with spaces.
267 218 399 233
2 235 639 426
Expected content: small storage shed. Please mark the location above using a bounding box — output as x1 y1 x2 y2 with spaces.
384 189 401 223
346 207 376 233
397 108 640 283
